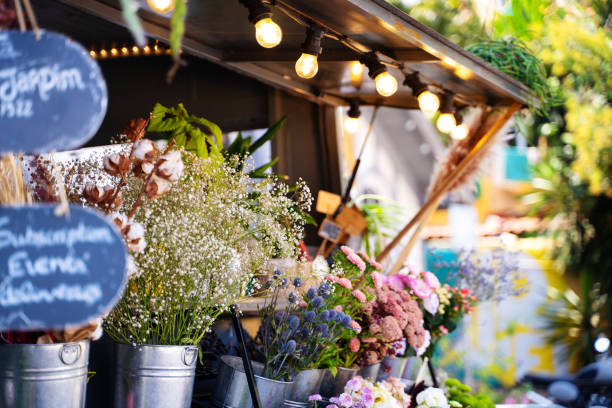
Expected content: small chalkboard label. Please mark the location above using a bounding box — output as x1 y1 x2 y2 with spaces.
318 218 343 243
0 205 127 330
0 30 108 154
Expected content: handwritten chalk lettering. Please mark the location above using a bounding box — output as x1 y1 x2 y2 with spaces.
0 205 126 330
0 281 103 307
1 98 32 118
0 221 114 249
8 251 88 278
0 66 85 103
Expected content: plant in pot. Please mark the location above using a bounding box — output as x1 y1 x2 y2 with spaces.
54 115 310 408
310 375 411 408
0 154 104 408
215 276 358 408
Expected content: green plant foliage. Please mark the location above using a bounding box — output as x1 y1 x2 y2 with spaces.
539 277 609 371
445 378 496 408
466 38 554 111
169 0 186 60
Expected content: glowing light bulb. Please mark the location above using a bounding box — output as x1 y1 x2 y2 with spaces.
110 48 118 57
450 123 468 140
132 46 140 54
374 72 398 97
147 0 174 13
99 49 108 58
344 116 360 133
89 50 97 58
143 45 151 54
417 91 440 115
436 113 456 134
595 337 610 353
254 18 282 48
295 53 319 79
121 47 129 56
349 60 364 85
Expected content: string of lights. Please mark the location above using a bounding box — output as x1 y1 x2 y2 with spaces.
89 43 171 59
121 0 476 138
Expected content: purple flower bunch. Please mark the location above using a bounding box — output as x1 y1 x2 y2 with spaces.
258 277 357 380
450 249 528 303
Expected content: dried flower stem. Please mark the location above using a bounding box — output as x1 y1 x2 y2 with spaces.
127 139 175 219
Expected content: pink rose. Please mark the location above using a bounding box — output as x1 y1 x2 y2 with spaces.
407 276 433 299
337 278 353 290
349 337 361 352
334 305 343 312
423 272 440 290
352 289 366 303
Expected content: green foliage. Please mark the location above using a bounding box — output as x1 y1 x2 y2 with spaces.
169 0 186 60
539 277 609 371
466 38 555 111
351 194 409 257
445 378 496 408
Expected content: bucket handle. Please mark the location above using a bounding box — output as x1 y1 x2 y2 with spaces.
182 346 198 366
59 343 81 365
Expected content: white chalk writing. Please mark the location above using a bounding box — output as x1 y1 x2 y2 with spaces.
8 251 87 278
0 65 85 103
0 281 102 306
0 222 113 249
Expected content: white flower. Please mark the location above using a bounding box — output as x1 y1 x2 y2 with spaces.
424 293 440 315
141 161 154 175
416 387 449 408
90 317 104 341
126 254 138 277
125 221 146 253
108 212 128 232
312 256 330 279
145 174 170 198
416 330 431 357
157 150 184 181
133 139 157 161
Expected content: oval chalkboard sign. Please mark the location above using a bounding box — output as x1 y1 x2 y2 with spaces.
0 30 108 154
0 205 127 330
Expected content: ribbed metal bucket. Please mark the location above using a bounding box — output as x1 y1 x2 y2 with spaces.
377 356 408 382
213 355 293 408
401 357 421 380
357 362 381 380
319 367 358 398
0 340 90 408
113 343 198 408
285 368 325 405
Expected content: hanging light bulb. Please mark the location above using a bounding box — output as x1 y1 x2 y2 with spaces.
450 113 468 140
147 0 175 13
240 0 282 49
295 26 325 79
344 100 361 133
404 72 440 115
361 52 398 97
254 18 282 48
436 92 456 134
349 60 364 86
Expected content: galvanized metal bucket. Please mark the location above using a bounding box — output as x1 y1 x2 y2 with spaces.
377 356 408 382
401 357 421 380
113 343 198 408
0 340 90 408
357 361 381 380
319 366 358 398
213 355 293 408
285 368 326 405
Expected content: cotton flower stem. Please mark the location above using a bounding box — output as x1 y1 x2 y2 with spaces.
128 139 176 219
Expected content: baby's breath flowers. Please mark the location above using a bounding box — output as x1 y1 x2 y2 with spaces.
103 151 311 345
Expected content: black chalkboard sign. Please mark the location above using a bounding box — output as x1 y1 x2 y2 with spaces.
0 205 127 330
0 30 108 154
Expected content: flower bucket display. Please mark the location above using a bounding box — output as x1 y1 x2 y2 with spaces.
319 367 358 398
0 340 90 408
285 368 326 406
377 356 408 382
213 355 292 408
357 361 381 380
113 343 198 408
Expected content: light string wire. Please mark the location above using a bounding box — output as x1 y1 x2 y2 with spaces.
267 0 479 108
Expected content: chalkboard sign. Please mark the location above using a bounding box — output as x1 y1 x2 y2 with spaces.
0 205 127 330
0 30 108 154
318 218 343 243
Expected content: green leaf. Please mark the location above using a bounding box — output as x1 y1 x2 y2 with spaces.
169 0 186 60
190 114 223 149
249 157 279 178
250 116 286 153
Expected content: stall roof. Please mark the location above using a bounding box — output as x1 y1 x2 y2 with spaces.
55 0 534 109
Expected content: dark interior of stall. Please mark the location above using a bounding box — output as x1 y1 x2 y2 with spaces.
29 1 344 405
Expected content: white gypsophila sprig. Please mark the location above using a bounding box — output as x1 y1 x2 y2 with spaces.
103 151 311 345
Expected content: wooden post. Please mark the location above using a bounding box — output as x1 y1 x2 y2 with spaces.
377 103 521 266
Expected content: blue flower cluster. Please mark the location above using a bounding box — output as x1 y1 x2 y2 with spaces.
258 280 355 380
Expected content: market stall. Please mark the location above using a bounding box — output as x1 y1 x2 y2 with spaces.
0 0 542 407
